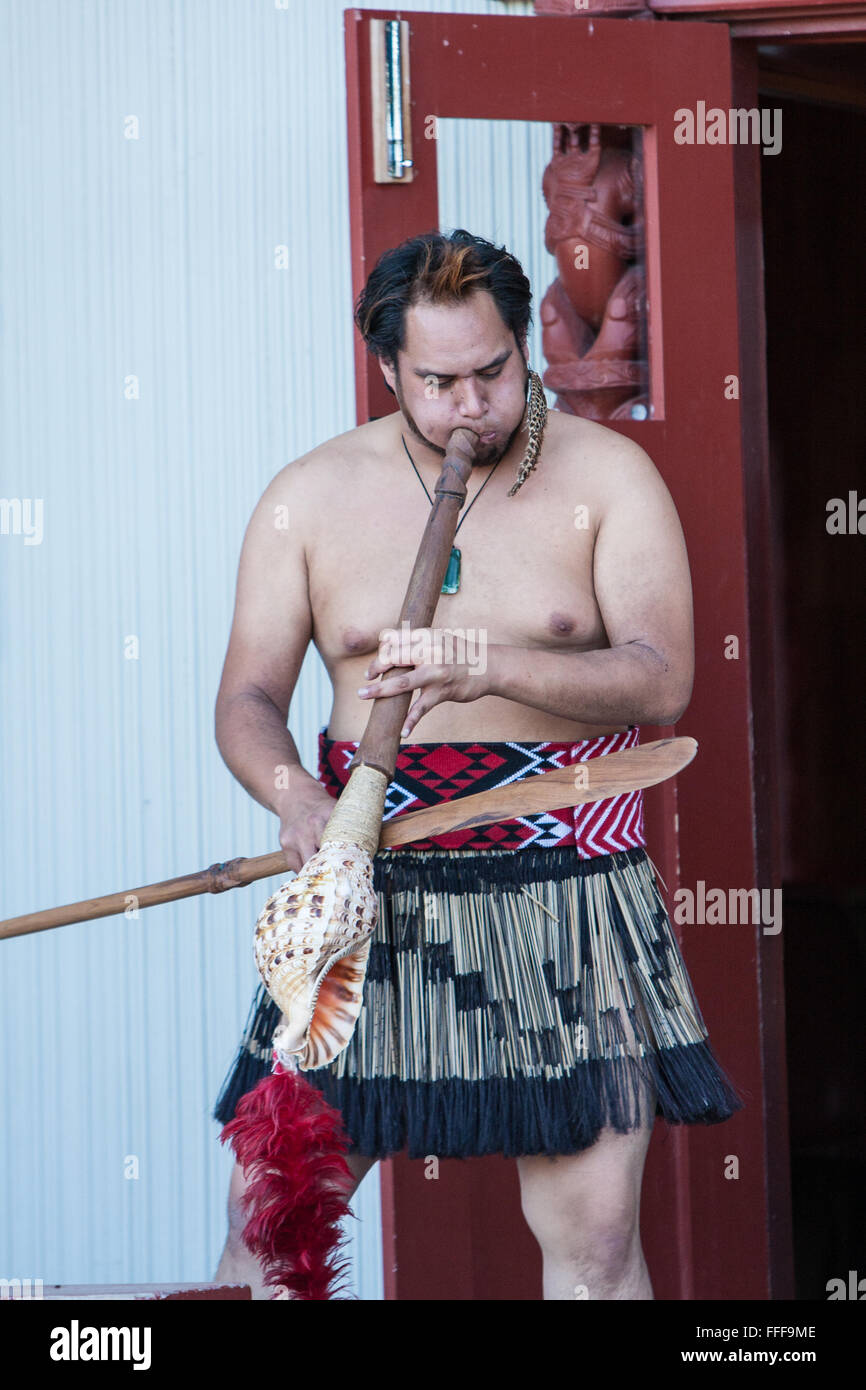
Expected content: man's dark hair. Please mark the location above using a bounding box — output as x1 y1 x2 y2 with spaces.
354 229 532 377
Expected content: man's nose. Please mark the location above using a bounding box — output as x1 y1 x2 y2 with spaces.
455 378 486 420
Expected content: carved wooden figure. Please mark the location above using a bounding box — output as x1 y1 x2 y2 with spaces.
540 122 649 419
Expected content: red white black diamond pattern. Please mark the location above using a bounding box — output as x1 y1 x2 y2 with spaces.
317 727 645 858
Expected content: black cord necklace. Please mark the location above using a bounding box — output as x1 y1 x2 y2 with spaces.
401 434 504 594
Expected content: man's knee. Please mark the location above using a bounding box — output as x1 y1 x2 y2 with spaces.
517 1126 651 1269
522 1174 638 1261
225 1161 253 1245
225 1151 375 1243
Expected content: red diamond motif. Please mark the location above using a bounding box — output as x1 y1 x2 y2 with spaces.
419 747 473 779
479 752 506 769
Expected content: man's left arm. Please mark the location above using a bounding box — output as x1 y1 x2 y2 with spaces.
485 444 695 726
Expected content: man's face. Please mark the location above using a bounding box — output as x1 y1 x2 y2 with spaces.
380 289 529 467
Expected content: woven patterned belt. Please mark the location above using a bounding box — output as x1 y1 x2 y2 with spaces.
317 726 646 858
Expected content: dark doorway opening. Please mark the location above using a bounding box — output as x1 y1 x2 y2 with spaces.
759 71 866 1300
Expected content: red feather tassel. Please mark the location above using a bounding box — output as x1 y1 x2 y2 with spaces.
220 1060 356 1300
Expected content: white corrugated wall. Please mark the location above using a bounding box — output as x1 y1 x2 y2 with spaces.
0 0 551 1298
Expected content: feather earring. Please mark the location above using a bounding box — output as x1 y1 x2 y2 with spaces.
508 368 548 498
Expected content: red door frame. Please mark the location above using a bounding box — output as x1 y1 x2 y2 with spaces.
537 0 866 41
345 8 789 1300
651 0 866 40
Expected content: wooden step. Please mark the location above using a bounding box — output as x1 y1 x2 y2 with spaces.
7 1282 252 1301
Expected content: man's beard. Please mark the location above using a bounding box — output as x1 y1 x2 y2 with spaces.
394 364 529 469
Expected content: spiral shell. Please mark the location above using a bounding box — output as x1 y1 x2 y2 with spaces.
254 838 378 1071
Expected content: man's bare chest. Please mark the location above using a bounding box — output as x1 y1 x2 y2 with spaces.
307 475 608 667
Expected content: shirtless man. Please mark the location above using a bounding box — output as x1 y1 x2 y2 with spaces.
212 230 695 1300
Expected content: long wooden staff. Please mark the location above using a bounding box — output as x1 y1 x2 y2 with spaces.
0 736 696 942
319 427 483 828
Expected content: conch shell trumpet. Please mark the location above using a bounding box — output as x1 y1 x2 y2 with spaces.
253 760 388 1071
254 837 378 1071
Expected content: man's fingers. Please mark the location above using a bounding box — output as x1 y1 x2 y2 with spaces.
369 626 434 678
402 690 436 737
279 796 336 873
297 837 320 867
358 669 414 700
281 835 326 873
360 665 431 699
364 659 389 680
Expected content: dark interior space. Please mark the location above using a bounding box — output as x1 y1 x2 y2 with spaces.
759 78 866 1300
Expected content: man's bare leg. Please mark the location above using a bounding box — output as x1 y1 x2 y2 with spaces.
214 1152 379 1299
516 1086 656 1301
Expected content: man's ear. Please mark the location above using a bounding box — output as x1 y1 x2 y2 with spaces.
379 355 397 396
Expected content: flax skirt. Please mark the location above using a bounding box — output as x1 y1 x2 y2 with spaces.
213 844 744 1159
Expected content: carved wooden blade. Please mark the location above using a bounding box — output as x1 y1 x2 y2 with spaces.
378 736 697 847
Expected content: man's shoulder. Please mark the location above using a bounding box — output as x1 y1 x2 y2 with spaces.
262 415 393 501
546 408 660 489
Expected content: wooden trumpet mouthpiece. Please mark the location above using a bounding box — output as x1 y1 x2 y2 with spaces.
445 426 481 465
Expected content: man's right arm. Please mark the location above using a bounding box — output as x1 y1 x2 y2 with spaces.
214 463 335 870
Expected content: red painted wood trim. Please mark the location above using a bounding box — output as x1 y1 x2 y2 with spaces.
729 37 794 1300
729 16 866 33
378 1158 398 1301
650 0 866 37
534 0 650 12
535 0 866 39
651 0 864 14
38 1284 251 1301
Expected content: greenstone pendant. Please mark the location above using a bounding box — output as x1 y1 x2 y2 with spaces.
442 545 461 594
